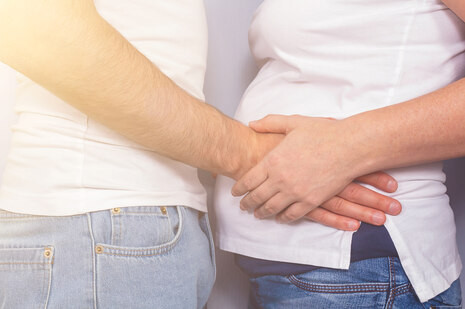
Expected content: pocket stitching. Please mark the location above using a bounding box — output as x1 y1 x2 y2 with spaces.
0 246 53 309
288 275 390 294
96 206 184 257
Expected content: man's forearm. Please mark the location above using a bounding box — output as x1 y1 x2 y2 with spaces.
0 0 276 179
343 78 465 178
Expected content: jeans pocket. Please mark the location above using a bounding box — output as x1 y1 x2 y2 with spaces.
0 247 53 308
96 206 183 257
287 274 390 294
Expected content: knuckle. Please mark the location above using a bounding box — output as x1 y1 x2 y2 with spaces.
377 198 390 211
248 191 260 204
332 198 345 213
243 178 253 192
303 196 319 209
376 174 390 187
262 203 276 215
305 211 316 221
267 153 282 167
275 172 288 185
264 114 275 122
345 185 360 200
291 185 306 199
281 210 299 222
318 212 330 224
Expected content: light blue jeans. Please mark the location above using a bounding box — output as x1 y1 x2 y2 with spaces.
0 206 215 309
248 257 462 309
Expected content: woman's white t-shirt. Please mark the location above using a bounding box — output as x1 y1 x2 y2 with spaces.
215 0 464 302
0 0 209 215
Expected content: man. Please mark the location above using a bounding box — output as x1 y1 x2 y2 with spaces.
0 0 400 307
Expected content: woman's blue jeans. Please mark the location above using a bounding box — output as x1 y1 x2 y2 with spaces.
249 257 462 309
0 206 215 308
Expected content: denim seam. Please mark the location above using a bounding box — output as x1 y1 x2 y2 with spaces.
0 262 50 265
251 279 265 309
202 213 217 282
0 218 47 221
120 212 167 216
96 206 184 257
111 213 116 245
119 213 122 246
387 257 394 309
392 283 412 297
287 275 389 293
40 261 46 309
0 268 51 271
387 257 399 309
43 259 52 309
86 213 97 309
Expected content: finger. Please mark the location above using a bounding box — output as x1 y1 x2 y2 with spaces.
356 171 398 193
240 180 279 211
322 196 386 226
338 183 402 216
305 208 360 231
254 193 296 219
275 201 319 224
249 114 296 134
232 163 268 197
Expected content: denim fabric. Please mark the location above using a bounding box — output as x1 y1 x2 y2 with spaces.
0 206 215 309
248 257 462 309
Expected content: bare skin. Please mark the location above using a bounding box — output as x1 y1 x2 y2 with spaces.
232 2 465 223
0 0 401 230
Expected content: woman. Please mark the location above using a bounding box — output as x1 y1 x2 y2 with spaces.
215 0 465 307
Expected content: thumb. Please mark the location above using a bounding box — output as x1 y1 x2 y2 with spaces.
249 114 296 134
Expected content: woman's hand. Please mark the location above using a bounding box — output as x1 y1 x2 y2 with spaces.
302 172 401 230
232 114 401 227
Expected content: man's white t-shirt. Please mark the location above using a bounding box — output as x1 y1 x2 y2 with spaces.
0 0 209 215
215 0 464 302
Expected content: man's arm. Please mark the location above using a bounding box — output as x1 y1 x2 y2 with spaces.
0 0 401 229
0 0 278 179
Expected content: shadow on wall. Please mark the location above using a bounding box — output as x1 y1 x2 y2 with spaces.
444 158 465 298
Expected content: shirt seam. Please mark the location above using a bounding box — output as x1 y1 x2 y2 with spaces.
385 0 422 106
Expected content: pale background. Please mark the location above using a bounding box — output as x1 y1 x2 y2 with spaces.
0 1 464 308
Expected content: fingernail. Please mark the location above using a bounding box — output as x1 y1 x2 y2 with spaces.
249 120 257 126
372 213 385 225
389 202 401 214
348 221 359 230
387 180 397 191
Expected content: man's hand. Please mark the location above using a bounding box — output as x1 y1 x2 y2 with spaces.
232 114 381 224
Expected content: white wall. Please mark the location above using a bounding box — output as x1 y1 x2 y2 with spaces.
0 1 463 308
202 2 264 308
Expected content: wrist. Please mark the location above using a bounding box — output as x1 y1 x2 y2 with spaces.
228 128 282 180
215 120 257 180
338 116 379 178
